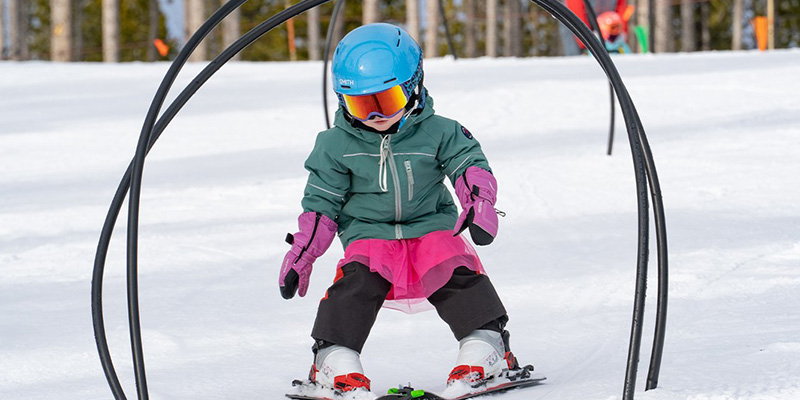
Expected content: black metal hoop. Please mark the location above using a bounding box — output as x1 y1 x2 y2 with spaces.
93 2 667 400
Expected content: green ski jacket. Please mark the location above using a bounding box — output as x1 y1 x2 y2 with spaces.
301 95 491 249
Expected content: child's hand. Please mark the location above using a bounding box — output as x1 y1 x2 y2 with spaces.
454 167 499 245
279 212 338 299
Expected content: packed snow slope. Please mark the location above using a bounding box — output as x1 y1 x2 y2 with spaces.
1 49 799 400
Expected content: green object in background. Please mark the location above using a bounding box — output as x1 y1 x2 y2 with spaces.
634 25 649 53
411 389 426 397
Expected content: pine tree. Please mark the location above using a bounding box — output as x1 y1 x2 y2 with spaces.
776 0 800 47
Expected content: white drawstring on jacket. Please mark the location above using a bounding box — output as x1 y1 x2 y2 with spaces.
378 134 390 192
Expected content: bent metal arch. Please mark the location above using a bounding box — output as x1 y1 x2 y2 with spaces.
90 1 668 399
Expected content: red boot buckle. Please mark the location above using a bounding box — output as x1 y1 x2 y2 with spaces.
333 372 371 392
448 365 486 384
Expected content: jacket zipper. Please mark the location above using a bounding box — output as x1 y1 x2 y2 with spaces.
382 136 404 239
404 160 415 201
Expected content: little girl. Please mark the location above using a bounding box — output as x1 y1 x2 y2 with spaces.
279 23 521 395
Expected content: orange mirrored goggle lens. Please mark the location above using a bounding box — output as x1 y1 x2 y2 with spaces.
343 85 409 121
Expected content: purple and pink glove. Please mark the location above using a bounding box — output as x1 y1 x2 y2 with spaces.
279 211 338 299
454 166 498 246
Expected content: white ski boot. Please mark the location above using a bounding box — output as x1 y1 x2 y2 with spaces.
446 329 519 386
310 344 371 393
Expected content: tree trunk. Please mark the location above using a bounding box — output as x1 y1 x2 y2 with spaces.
513 0 523 57
307 5 321 60
766 0 774 50
17 0 32 61
681 0 695 51
503 0 522 56
51 0 72 61
486 0 498 57
185 0 206 61
6 0 17 60
503 0 510 56
732 0 743 50
424 0 438 57
147 0 156 60
700 1 710 51
286 0 297 61
635 0 649 53
463 0 477 57
74 0 84 61
363 0 379 24
654 0 671 52
102 0 119 62
0 0 5 59
222 5 241 61
406 0 420 44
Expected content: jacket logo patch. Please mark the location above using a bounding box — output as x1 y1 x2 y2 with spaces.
461 126 473 139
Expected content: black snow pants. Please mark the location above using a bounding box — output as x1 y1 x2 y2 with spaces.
310 262 508 353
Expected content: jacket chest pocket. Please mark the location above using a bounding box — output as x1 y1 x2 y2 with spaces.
404 160 415 201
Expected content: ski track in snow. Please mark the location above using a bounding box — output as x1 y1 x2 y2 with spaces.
1 50 799 399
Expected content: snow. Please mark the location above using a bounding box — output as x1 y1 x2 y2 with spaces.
1 49 799 400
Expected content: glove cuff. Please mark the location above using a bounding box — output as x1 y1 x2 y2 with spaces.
455 167 497 207
292 211 338 260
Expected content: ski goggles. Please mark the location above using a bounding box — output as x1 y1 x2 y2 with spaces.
342 84 410 122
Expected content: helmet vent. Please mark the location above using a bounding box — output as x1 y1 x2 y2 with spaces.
383 78 397 84
341 85 351 89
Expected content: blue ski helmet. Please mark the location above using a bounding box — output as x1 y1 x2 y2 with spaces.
332 23 424 99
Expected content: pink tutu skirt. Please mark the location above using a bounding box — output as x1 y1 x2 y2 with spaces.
336 230 484 314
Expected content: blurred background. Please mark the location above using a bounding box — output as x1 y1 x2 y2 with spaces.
0 0 797 63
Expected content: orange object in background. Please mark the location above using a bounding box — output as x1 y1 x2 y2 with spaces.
622 4 635 22
154 39 170 57
752 17 768 51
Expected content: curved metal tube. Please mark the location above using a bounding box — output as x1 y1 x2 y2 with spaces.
92 1 250 398
321 0 346 129
641 112 669 390
580 0 616 155
529 0 669 398
92 1 332 398
94 2 666 400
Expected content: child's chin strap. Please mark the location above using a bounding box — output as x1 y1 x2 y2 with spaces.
393 84 426 132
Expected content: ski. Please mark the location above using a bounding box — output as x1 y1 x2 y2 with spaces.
287 368 545 400
376 366 545 400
